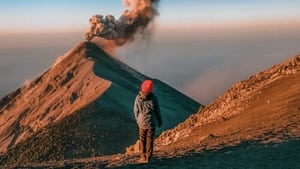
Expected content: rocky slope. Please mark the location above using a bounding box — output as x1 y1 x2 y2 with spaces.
155 55 300 149
0 42 201 166
21 54 300 168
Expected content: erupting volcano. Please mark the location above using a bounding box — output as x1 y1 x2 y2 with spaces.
1 0 300 168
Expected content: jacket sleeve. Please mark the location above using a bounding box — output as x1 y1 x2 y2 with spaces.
154 96 163 127
134 96 139 121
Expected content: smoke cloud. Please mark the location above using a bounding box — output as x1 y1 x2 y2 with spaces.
85 0 160 52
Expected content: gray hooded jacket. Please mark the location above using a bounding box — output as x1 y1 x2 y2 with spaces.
134 92 162 129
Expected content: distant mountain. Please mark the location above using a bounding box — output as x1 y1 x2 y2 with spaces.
0 42 201 166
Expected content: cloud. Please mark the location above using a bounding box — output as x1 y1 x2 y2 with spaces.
183 65 233 105
85 0 160 54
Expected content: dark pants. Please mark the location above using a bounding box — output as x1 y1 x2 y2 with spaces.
139 128 155 159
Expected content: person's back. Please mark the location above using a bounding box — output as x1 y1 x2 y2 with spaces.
134 79 162 163
134 92 161 129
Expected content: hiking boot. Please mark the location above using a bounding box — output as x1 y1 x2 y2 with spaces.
146 153 152 162
138 154 148 163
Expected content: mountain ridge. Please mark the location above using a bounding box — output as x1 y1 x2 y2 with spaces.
155 54 300 149
0 42 201 166
0 42 112 153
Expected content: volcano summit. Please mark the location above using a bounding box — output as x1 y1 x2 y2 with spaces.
0 42 201 165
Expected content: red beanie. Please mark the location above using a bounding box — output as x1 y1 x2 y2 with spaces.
141 80 153 93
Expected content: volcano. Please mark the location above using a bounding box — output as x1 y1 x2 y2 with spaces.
0 42 201 165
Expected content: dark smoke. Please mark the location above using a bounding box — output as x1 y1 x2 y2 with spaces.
85 0 160 50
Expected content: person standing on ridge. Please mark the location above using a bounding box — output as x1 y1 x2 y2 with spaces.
134 79 162 163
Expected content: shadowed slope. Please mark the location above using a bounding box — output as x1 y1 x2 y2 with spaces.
0 42 201 166
0 42 111 154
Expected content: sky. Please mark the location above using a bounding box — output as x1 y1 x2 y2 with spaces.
0 0 300 104
0 0 299 32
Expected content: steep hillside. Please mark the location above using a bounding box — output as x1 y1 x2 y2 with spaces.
0 42 111 153
23 55 300 168
0 42 201 166
156 55 300 149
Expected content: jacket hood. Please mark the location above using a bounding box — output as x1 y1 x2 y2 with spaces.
139 92 153 100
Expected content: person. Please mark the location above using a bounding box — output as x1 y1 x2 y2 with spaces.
134 79 162 163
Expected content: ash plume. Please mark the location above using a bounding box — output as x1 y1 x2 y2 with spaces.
85 0 160 50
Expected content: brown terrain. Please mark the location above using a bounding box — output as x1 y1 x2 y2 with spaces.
0 43 111 154
7 54 299 169
0 42 201 167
